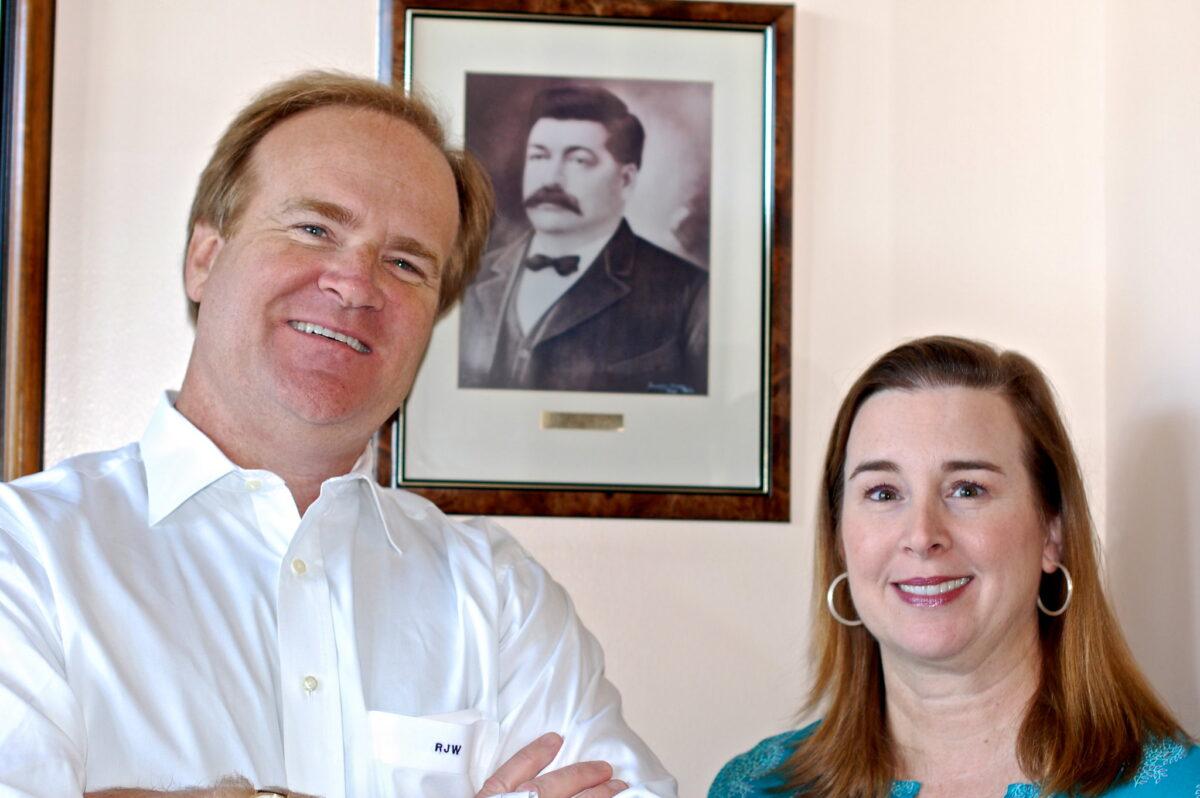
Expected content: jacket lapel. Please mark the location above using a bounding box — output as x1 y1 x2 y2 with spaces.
469 232 529 367
531 220 635 346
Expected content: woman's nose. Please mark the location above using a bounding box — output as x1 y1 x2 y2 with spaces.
902 495 950 558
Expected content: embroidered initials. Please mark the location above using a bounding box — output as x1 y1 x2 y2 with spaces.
433 742 463 755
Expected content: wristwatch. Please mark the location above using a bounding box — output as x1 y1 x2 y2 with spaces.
254 789 290 798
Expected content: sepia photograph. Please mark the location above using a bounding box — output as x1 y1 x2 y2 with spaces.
397 3 786 508
457 74 712 395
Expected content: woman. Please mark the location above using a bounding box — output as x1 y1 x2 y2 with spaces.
711 337 1198 797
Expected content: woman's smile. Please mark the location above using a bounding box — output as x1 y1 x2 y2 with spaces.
840 386 1060 666
893 575 973 606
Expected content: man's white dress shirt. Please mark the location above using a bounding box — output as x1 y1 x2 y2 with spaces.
0 394 674 797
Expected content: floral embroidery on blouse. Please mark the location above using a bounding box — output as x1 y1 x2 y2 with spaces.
708 729 800 798
710 723 1200 798
1132 738 1187 786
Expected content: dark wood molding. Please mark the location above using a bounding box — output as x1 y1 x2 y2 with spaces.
2 0 54 480
386 0 792 521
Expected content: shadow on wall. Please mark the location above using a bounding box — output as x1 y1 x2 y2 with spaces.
1106 409 1200 734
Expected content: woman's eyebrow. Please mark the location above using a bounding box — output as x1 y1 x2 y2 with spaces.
943 459 1004 474
847 459 899 480
847 458 1006 479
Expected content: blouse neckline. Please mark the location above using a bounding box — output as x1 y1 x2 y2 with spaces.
891 780 1040 797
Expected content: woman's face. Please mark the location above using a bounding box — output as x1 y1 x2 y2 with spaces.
839 386 1061 671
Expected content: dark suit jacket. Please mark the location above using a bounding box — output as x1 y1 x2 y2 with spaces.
458 219 708 394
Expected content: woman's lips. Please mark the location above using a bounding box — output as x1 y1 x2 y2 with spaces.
893 576 973 607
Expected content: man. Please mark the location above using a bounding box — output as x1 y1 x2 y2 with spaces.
0 72 674 798
459 85 708 395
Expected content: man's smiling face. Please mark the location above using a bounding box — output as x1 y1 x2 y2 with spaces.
181 105 460 439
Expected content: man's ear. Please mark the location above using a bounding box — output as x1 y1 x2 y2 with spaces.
184 222 224 303
619 163 638 194
1042 514 1064 571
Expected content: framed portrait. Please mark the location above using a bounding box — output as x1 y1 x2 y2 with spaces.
383 0 792 521
1 0 53 481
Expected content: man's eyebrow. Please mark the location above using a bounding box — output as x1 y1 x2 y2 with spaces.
563 145 598 157
943 459 1004 475
283 199 444 271
387 234 444 272
282 198 360 228
847 460 899 480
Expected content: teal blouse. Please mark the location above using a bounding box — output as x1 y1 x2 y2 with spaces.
709 722 1200 797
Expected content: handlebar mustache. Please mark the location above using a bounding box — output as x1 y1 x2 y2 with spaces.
523 186 583 215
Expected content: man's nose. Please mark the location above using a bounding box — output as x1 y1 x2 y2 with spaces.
901 494 950 559
317 247 385 310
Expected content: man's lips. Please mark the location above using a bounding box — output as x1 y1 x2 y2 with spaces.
288 320 371 354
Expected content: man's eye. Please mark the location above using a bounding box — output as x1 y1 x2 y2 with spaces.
298 224 328 238
866 485 899 502
527 151 548 161
568 153 596 167
389 258 421 275
950 482 985 499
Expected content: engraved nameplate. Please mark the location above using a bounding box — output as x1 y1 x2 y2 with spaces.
540 411 625 431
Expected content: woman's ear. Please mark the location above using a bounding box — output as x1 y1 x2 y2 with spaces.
1042 515 1064 572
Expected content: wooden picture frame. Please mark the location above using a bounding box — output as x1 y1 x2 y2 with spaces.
382 0 792 521
1 0 54 481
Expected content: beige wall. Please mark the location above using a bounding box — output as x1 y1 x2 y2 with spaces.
1104 0 1200 738
44 1 1198 795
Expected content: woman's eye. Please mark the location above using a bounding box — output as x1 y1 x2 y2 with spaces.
866 486 899 502
950 482 985 499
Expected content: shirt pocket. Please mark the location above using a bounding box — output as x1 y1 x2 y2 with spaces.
368 708 499 789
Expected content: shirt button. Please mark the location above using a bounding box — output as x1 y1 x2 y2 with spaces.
291 558 307 576
302 675 319 693
245 478 262 492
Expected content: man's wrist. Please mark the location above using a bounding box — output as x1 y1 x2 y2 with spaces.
202 775 262 798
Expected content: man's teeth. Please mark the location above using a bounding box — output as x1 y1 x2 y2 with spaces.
289 321 369 353
897 577 971 596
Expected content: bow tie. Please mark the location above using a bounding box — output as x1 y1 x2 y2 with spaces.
523 253 581 276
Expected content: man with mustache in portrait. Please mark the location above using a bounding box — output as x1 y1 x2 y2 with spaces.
459 85 709 395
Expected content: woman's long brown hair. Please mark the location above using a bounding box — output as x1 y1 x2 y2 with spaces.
780 336 1190 797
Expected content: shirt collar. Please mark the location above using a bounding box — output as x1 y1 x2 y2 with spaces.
341 444 406 556
528 216 622 272
141 392 395 547
142 391 242 526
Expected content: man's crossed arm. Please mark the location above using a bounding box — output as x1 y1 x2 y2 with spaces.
84 732 628 798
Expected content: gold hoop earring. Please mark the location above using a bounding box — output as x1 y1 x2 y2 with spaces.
826 572 863 627
1037 563 1073 617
